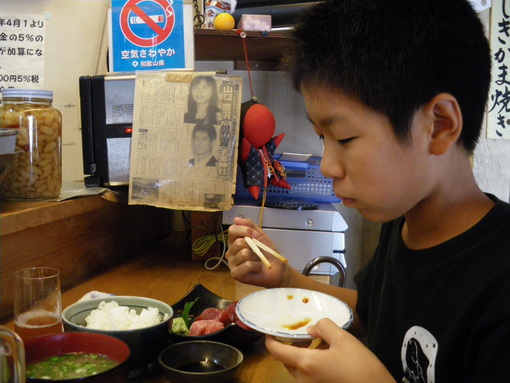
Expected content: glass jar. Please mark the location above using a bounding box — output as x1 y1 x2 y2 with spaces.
0 89 62 199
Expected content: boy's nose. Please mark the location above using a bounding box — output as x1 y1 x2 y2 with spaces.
320 158 333 179
320 149 344 180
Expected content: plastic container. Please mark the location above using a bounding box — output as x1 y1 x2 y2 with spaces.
0 89 62 199
236 155 340 203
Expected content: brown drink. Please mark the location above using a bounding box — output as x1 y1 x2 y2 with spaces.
14 310 63 341
13 267 63 342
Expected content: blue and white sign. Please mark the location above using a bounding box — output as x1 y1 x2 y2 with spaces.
109 0 194 72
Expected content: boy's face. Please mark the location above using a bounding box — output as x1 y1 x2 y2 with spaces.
303 86 436 223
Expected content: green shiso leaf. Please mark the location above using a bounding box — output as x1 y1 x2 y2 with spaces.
181 297 199 329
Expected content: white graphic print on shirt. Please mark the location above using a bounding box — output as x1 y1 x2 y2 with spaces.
400 326 438 383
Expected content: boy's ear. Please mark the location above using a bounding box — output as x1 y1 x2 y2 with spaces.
427 93 462 155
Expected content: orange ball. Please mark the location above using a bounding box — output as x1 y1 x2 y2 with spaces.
214 13 235 30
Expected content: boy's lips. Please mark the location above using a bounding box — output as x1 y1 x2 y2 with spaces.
340 197 355 206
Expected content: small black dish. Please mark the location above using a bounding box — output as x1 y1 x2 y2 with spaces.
169 284 263 348
158 340 243 383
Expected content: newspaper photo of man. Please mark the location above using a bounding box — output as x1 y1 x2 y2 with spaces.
189 123 218 167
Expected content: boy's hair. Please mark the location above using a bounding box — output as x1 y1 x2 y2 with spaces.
282 0 491 153
193 123 217 141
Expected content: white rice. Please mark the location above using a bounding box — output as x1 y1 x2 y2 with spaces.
84 301 169 330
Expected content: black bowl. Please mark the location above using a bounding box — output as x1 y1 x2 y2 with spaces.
158 340 243 383
169 284 263 348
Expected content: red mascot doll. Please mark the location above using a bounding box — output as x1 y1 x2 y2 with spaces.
238 99 291 200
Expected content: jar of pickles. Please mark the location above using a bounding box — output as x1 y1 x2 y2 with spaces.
0 89 62 199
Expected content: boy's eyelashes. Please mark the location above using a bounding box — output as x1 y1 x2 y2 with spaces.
338 137 354 144
317 134 354 145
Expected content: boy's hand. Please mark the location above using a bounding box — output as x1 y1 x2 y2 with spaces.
265 318 396 383
226 217 288 288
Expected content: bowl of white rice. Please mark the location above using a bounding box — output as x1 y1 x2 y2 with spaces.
62 296 173 376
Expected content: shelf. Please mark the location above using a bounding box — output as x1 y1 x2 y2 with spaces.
0 196 107 237
194 29 291 70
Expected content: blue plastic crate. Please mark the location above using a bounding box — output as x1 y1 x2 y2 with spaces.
235 155 340 203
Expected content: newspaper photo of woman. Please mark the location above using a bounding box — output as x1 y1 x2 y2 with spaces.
189 123 218 167
184 76 221 125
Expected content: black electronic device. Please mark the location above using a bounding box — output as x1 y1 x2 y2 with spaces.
79 74 135 187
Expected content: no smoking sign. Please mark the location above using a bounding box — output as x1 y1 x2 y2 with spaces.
119 0 175 47
110 0 191 72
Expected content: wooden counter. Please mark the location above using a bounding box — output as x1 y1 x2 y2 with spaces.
0 194 172 321
2 234 295 383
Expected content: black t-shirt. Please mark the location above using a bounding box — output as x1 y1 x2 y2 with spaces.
354 195 510 382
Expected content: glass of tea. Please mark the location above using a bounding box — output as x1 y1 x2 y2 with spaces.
13 267 63 342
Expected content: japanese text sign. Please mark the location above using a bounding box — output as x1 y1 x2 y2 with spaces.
109 0 194 73
0 14 46 92
488 0 510 139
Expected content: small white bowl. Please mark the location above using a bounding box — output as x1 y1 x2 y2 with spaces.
236 288 353 342
62 296 173 376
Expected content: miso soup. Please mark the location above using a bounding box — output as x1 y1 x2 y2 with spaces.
27 352 118 380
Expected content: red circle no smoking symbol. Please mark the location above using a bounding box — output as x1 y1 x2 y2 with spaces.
120 0 175 48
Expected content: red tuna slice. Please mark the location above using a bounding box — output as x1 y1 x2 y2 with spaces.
226 301 237 323
226 301 256 331
189 319 225 336
235 317 255 331
195 307 232 325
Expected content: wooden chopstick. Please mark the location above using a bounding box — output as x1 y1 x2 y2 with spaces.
245 237 272 269
308 338 323 349
244 237 289 269
250 238 288 263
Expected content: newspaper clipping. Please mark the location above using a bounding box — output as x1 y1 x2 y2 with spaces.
128 71 242 211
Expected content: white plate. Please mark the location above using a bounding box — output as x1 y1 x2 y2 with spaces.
236 288 353 342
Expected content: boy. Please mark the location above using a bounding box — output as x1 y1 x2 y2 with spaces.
225 0 510 381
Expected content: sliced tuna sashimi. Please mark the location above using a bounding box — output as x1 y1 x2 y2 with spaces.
226 301 237 323
235 317 254 331
195 307 232 325
189 319 225 336
226 301 256 331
